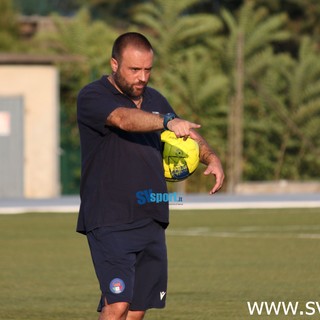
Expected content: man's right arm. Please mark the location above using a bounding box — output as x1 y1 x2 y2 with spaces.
106 107 200 138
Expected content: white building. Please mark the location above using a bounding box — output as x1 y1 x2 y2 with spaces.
0 54 60 198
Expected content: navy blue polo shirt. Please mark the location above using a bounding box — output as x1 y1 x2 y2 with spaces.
76 76 175 234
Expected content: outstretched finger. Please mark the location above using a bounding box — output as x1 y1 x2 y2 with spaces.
191 123 201 129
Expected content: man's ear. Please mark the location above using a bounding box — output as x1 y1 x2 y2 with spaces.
111 58 118 73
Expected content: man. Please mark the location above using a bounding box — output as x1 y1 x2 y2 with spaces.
77 32 224 320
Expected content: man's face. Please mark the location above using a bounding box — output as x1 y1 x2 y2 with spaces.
111 45 153 99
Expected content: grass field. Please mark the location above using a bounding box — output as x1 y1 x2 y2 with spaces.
1 208 320 319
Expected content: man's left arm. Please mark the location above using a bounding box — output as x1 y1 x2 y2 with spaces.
190 130 225 194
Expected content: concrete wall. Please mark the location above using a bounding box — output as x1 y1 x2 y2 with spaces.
236 181 320 194
0 65 60 198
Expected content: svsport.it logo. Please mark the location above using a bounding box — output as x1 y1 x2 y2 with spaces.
136 189 183 205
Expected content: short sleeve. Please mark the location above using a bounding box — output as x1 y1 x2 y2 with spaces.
77 79 120 135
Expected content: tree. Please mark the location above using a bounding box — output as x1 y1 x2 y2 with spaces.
131 0 223 106
219 0 291 192
14 0 83 16
0 0 20 51
254 0 320 42
253 36 320 180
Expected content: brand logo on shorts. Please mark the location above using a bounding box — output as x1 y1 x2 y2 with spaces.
160 291 166 300
110 278 125 294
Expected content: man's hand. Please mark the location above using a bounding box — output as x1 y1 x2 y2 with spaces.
190 129 225 194
167 118 201 138
203 156 225 194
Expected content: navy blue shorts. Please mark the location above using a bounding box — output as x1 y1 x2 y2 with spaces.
87 218 168 312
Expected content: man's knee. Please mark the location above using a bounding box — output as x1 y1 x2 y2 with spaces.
126 310 146 320
99 301 129 320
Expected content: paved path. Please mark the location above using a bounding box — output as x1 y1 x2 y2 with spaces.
0 193 319 214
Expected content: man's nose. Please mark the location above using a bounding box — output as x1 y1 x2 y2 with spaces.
139 70 147 82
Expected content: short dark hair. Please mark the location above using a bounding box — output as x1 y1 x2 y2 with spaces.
111 32 153 62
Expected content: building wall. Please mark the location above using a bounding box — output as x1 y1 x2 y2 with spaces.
0 65 60 198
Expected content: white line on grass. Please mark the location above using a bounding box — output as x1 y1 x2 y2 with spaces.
170 201 320 210
167 227 320 240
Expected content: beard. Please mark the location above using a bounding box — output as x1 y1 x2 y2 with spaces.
113 72 146 99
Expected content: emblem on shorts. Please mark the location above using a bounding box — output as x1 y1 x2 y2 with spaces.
160 291 166 300
109 278 125 294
